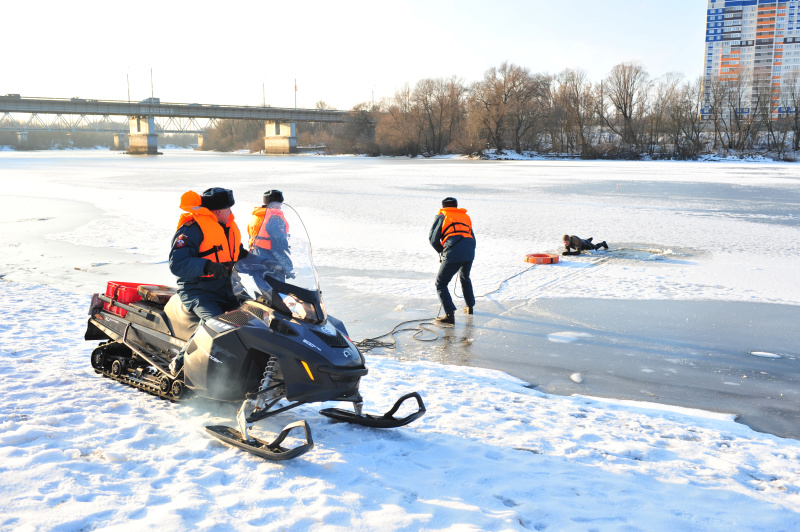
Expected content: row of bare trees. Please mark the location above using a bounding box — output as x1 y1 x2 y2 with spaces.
204 61 800 159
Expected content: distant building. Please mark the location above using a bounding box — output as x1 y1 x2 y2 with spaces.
703 0 800 117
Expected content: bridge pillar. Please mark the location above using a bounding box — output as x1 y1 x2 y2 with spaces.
127 115 159 155
112 133 127 151
264 121 296 154
197 134 204 150
16 131 28 149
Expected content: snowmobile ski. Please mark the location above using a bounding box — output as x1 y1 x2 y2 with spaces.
320 392 426 428
205 420 314 461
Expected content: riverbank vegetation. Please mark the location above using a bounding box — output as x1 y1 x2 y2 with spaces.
288 61 800 161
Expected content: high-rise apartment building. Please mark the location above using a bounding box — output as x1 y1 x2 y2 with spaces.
703 0 800 116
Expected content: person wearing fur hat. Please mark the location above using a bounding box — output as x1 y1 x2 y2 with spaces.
429 197 476 325
168 187 248 374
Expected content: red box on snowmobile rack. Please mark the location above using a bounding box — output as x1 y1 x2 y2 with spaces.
103 281 144 317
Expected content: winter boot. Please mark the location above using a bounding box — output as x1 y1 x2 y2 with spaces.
464 306 474 314
169 354 184 376
435 312 455 325
600 241 608 250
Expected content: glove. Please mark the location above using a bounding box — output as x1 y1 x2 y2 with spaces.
204 261 229 279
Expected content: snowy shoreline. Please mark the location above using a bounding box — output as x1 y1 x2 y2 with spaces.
1 279 799 531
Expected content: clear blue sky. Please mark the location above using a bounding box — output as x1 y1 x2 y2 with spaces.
4 0 708 110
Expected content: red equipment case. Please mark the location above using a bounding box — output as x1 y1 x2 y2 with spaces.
103 281 144 317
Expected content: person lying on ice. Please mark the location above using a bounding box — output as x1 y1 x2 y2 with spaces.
168 187 248 374
562 234 608 255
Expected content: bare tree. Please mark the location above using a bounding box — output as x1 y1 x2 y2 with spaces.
470 62 515 152
598 62 651 150
645 72 683 157
553 68 596 155
376 84 423 155
411 76 467 155
668 77 707 157
783 70 800 151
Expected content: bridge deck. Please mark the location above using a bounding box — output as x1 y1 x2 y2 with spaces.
0 97 348 122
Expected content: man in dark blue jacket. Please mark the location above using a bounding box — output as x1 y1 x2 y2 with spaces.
168 187 248 374
429 197 476 325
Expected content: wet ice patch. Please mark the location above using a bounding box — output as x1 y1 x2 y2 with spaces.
547 331 592 343
750 351 781 359
611 247 682 262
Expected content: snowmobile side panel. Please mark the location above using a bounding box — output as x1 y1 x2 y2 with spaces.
185 324 251 401
205 420 313 461
320 392 426 428
124 299 174 336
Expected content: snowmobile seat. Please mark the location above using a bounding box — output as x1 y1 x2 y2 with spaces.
137 284 177 306
164 294 200 341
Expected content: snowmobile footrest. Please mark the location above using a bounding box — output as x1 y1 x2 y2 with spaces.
319 392 426 428
205 420 314 461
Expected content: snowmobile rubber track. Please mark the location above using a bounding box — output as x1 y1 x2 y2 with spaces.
319 392 426 428
94 368 192 403
91 340 189 402
206 421 314 461
94 366 191 402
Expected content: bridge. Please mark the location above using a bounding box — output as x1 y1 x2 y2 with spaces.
0 95 349 154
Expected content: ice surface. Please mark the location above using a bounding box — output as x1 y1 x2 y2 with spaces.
1 150 800 530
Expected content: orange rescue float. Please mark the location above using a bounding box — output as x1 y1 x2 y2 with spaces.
524 253 559 265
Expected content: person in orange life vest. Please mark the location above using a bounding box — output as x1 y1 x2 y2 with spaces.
169 187 249 323
429 197 476 325
169 187 249 375
247 189 292 281
562 234 608 255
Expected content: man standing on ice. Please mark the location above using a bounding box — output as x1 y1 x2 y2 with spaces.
429 197 476 325
168 187 248 374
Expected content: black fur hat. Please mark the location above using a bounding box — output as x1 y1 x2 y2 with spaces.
201 187 235 210
441 197 458 208
263 189 284 205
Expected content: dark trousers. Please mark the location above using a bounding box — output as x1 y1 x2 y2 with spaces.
180 291 239 323
176 291 238 359
436 260 475 314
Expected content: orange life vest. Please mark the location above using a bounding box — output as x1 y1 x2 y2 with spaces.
176 191 241 276
438 207 473 245
250 207 289 251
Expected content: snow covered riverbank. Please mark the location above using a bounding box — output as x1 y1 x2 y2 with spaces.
2 282 799 531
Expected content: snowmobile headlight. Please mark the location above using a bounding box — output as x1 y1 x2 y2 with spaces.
280 293 316 321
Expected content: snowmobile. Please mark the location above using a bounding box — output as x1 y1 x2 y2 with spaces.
84 203 425 461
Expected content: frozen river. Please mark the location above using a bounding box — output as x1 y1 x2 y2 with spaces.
2 149 799 438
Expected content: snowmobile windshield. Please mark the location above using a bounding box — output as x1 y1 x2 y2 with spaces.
232 202 327 323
